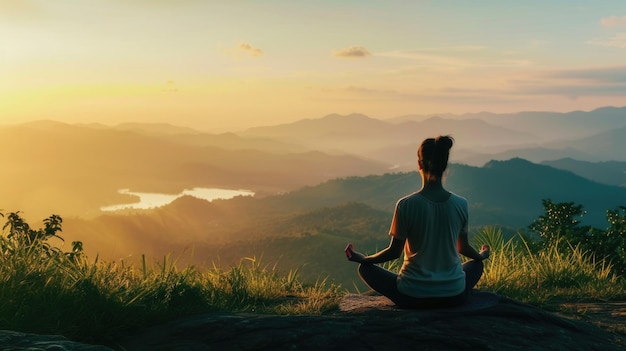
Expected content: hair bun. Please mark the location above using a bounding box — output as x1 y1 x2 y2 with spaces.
435 135 454 150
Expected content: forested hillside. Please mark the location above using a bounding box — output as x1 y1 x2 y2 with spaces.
59 157 626 290
4 116 626 292
542 158 626 187
0 121 388 220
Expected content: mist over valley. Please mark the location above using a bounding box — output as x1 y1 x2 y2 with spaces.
2 107 626 289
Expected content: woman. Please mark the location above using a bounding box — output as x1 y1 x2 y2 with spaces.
346 135 489 308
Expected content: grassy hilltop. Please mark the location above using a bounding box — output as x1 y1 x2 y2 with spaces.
0 209 625 344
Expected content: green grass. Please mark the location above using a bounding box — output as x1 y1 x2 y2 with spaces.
0 240 342 343
472 226 626 306
0 215 624 344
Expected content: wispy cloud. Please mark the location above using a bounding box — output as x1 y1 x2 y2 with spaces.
513 83 626 98
345 86 406 98
376 48 531 70
415 66 626 101
329 85 524 106
332 46 371 58
541 66 626 83
161 80 178 93
376 49 471 68
587 33 626 49
343 85 517 104
507 66 626 99
588 16 626 49
600 16 626 28
238 42 264 57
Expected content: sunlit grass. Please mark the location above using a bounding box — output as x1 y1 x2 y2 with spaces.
472 226 626 306
1 213 624 344
0 233 341 342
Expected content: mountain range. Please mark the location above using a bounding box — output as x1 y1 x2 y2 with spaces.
0 120 387 220
391 106 626 141
241 106 626 169
61 158 626 290
541 158 626 187
2 107 626 289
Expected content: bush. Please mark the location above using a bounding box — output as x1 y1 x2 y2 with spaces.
528 200 626 277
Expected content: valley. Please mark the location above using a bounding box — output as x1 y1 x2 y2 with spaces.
1 107 625 291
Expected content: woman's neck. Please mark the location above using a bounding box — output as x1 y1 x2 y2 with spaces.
418 178 450 202
420 177 444 191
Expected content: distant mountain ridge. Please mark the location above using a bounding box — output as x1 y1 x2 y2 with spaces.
6 110 626 221
459 126 626 166
63 157 626 260
243 112 537 148
5 110 626 290
480 106 626 140
0 120 388 220
391 106 626 141
542 158 626 187
60 157 626 289
240 107 626 169
551 126 626 160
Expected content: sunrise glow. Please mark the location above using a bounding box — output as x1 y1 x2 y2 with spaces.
1 1 626 131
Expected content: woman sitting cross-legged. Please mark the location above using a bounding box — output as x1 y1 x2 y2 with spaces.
346 135 489 308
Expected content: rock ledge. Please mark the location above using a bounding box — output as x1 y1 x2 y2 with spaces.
2 292 624 350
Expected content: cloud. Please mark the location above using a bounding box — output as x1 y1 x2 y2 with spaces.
600 16 626 28
513 83 626 97
161 80 178 93
376 50 470 69
345 86 406 98
325 85 525 106
542 66 626 83
332 46 371 58
505 66 626 99
587 33 626 49
586 16 626 48
376 47 530 69
238 42 264 57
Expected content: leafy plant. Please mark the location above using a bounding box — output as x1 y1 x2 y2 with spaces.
528 200 626 277
528 199 590 252
583 206 626 275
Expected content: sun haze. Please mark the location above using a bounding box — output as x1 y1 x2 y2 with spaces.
1 1 626 131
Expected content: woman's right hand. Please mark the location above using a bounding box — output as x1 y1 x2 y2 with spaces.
348 250 367 264
479 244 490 260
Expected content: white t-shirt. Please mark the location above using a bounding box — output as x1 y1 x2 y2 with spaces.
390 192 468 298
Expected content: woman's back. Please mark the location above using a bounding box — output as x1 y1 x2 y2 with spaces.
392 191 468 298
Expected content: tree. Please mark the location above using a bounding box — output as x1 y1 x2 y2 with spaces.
1 212 84 263
528 199 590 251
585 206 626 276
529 200 626 276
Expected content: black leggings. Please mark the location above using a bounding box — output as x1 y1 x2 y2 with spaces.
357 260 484 309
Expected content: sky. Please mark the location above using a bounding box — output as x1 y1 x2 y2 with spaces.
1 0 626 132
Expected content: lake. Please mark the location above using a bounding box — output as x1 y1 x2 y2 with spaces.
100 187 254 211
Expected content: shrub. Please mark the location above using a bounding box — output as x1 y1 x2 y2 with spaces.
528 200 626 277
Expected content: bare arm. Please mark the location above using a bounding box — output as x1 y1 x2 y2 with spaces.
348 237 405 264
457 230 489 260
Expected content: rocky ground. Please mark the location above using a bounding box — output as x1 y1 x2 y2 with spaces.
1 292 624 350
555 300 626 339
